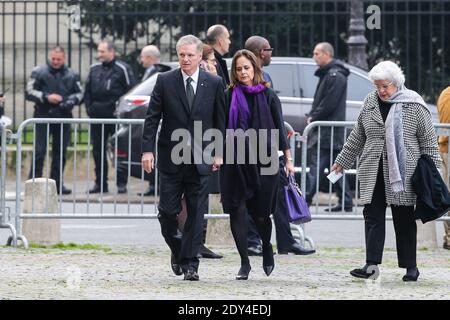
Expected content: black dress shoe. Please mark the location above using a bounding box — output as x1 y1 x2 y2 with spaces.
57 185 72 195
236 264 251 280
198 244 223 259
88 185 108 194
170 254 183 276
262 244 275 276
248 245 263 256
278 242 316 255
325 205 353 212
183 269 200 281
138 185 155 197
349 268 375 279
402 268 420 282
117 185 127 194
444 243 450 250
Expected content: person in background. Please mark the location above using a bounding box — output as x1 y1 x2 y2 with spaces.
84 40 136 194
206 24 231 87
437 85 450 250
25 46 83 195
305 42 353 212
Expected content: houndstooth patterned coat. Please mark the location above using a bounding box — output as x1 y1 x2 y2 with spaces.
335 91 440 206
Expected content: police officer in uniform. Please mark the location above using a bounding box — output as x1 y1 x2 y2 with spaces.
84 40 136 193
25 46 83 194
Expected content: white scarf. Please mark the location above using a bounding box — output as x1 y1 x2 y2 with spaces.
384 86 428 193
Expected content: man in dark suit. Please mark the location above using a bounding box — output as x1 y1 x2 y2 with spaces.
140 45 161 81
206 24 231 87
141 35 226 281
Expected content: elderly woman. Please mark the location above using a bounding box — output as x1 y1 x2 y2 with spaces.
220 49 295 280
331 61 440 281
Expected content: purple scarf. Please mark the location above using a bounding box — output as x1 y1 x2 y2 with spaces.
228 83 275 130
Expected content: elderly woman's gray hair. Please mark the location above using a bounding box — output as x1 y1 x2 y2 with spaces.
176 35 203 54
368 61 405 88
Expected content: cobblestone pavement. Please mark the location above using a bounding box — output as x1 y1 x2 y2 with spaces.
0 245 448 300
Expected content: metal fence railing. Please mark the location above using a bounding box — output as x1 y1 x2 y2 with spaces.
0 121 27 247
10 118 314 249
7 118 450 250
301 121 450 222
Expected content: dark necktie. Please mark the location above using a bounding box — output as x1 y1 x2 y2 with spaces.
186 77 195 110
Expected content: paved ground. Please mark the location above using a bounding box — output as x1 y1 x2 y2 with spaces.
0 245 448 300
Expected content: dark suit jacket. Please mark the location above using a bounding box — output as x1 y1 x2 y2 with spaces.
412 154 450 223
141 68 226 175
214 50 230 87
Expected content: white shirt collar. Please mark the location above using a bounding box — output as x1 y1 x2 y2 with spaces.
181 68 200 92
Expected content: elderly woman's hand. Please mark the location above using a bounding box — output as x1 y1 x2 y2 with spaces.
331 163 343 173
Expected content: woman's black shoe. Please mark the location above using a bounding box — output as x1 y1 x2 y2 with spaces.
236 264 251 280
262 244 275 276
350 268 374 279
402 268 420 282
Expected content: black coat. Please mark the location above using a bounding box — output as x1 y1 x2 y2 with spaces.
214 49 230 87
84 59 136 118
25 63 83 118
308 59 349 150
141 68 226 176
411 154 450 223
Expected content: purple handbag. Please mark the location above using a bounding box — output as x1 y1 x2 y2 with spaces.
284 175 312 223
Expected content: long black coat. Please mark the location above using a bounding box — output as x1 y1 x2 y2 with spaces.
141 68 226 175
412 154 450 223
307 59 349 150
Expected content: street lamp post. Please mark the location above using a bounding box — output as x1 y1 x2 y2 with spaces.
347 0 368 70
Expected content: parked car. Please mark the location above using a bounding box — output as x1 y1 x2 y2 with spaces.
226 57 438 133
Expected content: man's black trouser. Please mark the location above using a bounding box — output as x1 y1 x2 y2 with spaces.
364 159 417 268
91 123 115 188
157 165 209 272
28 122 71 190
306 147 353 208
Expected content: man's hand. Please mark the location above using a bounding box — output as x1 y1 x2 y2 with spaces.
142 152 155 173
47 94 63 104
307 117 312 125
212 156 223 171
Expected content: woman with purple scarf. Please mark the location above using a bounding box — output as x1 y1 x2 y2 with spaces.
220 49 295 280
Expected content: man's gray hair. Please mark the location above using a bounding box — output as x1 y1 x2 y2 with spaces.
206 24 227 45
368 61 405 88
317 42 334 57
176 35 203 54
141 45 161 59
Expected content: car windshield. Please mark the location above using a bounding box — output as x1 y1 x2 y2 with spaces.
131 74 159 95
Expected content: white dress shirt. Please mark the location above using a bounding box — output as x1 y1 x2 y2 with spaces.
181 68 199 95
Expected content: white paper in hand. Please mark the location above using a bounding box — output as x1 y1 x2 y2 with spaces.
327 170 343 184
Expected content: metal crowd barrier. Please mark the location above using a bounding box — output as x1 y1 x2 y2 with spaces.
301 121 450 222
10 118 314 249
0 122 27 247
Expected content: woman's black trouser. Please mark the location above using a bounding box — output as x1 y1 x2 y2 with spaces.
363 159 417 268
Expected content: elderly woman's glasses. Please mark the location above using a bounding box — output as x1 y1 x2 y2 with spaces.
373 82 394 91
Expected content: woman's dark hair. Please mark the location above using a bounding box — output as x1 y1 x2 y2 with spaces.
230 49 269 88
